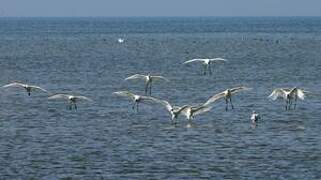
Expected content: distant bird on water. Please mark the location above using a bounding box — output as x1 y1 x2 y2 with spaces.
113 91 159 112
183 58 227 75
204 86 251 111
48 94 92 110
125 74 169 95
2 82 48 96
118 38 124 43
251 111 261 124
268 87 308 110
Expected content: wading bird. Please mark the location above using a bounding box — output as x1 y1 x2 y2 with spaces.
204 86 251 111
181 105 213 127
113 91 158 112
2 82 48 96
118 38 124 43
148 98 189 124
251 111 261 124
125 74 169 95
183 58 227 75
268 87 307 110
48 94 92 110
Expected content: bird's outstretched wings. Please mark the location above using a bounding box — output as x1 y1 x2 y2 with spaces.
74 95 93 101
192 105 213 116
29 85 48 92
183 59 206 64
113 91 136 100
125 74 147 81
268 89 287 100
2 82 48 92
230 86 251 94
151 76 170 82
203 92 226 106
208 58 227 62
295 89 307 100
48 94 70 100
2 82 26 88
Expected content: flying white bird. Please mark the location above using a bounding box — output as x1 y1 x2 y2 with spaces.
204 86 251 111
181 105 213 127
2 82 48 96
48 94 92 110
125 74 169 95
251 111 261 124
148 98 189 124
113 91 159 112
183 58 227 75
118 38 124 43
268 87 308 110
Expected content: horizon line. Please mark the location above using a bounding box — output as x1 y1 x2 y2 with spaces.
1 15 321 18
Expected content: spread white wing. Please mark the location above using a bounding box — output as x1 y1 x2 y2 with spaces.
148 98 173 112
208 58 227 62
74 95 93 101
230 86 251 94
183 59 206 64
113 91 136 100
48 94 70 100
151 76 170 82
125 74 147 81
203 92 226 106
192 105 213 116
268 88 287 100
296 89 306 100
29 85 48 92
2 82 26 88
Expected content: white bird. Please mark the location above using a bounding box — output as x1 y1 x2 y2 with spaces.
268 87 307 110
251 111 261 124
113 91 159 112
118 38 124 43
181 105 213 127
2 82 48 96
147 98 189 124
125 74 169 95
48 94 92 110
183 58 227 75
204 86 251 111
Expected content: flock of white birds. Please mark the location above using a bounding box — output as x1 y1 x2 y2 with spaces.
1 39 309 126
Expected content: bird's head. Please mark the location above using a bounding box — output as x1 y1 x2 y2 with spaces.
134 95 140 102
69 96 76 102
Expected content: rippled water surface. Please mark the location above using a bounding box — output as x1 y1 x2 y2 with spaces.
0 17 321 179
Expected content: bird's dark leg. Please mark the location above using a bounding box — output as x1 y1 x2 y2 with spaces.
145 82 149 95
74 103 77 110
208 64 212 75
294 96 297 110
285 99 288 111
132 103 135 110
69 103 72 110
225 98 228 111
136 102 139 113
230 97 234 109
203 65 207 75
149 82 152 96
288 98 292 110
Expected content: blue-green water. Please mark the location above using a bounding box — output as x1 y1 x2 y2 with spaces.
0 17 321 179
